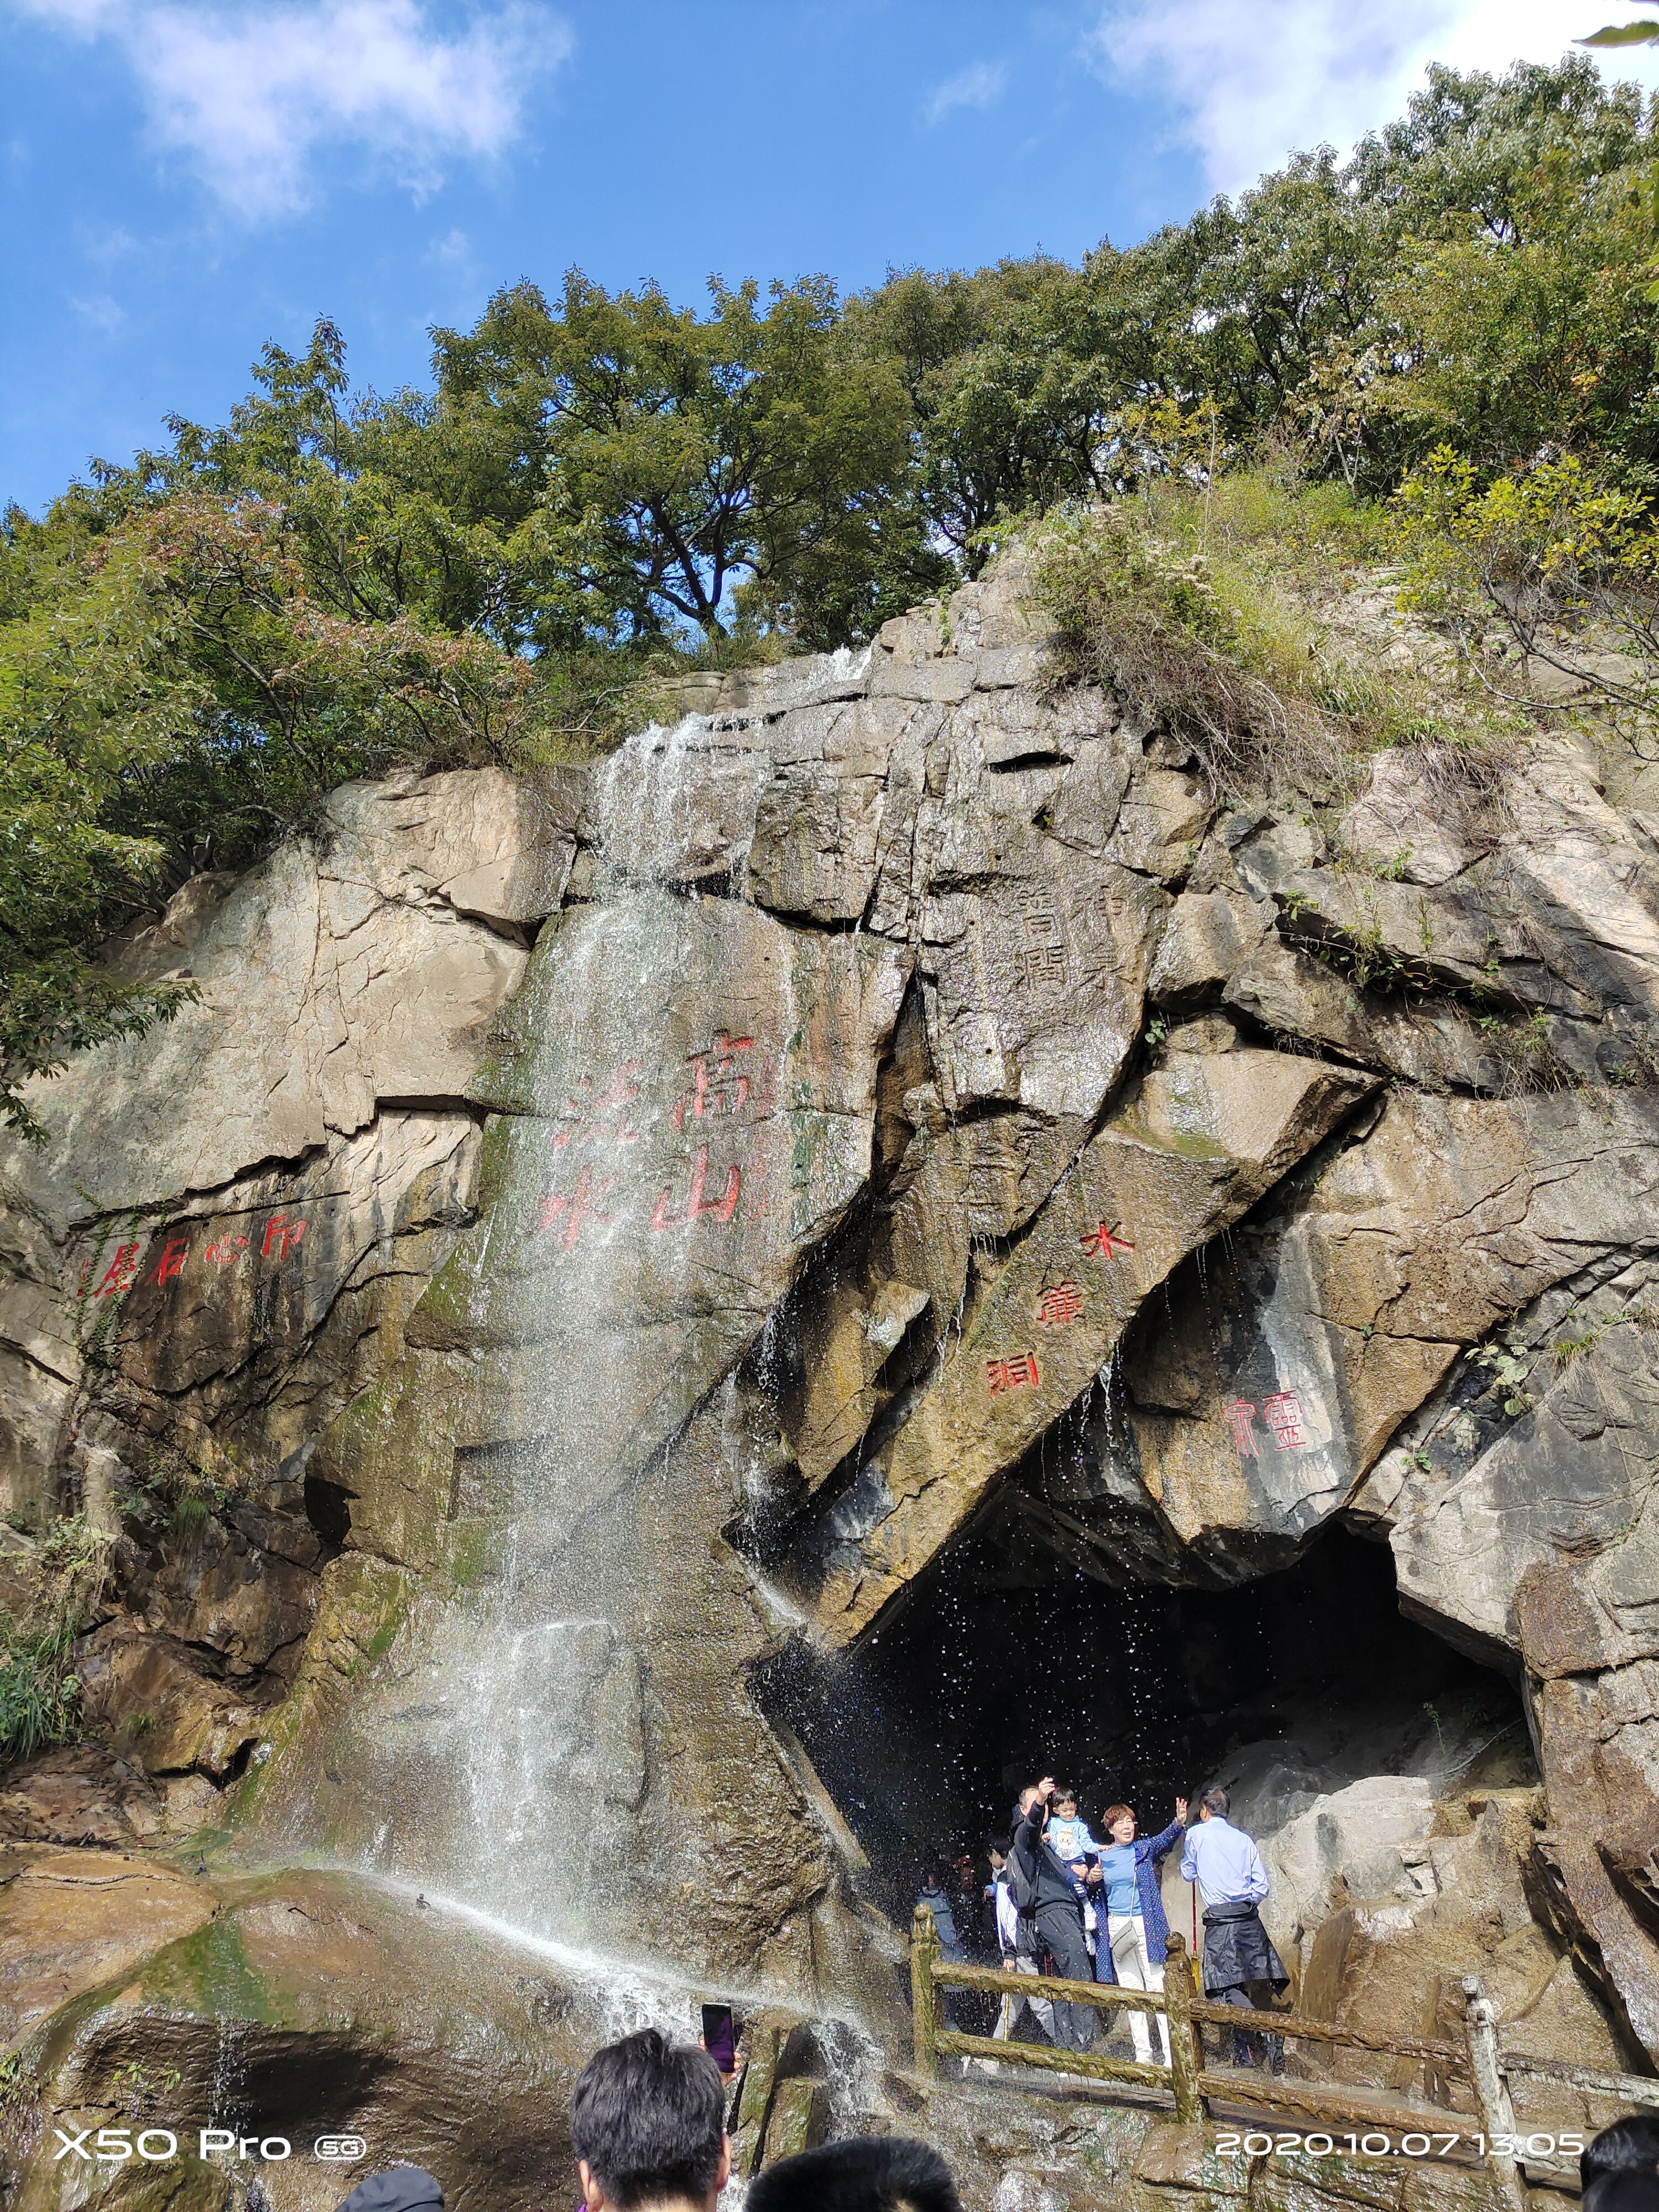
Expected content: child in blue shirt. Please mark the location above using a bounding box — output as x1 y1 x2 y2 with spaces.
1044 1788 1100 1901
1044 1787 1102 1954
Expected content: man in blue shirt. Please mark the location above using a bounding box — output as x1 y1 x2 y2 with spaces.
1180 1786 1287 2070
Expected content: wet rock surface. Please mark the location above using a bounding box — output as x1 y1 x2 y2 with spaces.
0 1867 635 2212
7 552 1659 2201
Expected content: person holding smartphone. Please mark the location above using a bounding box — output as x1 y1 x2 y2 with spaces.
700 2002 738 2082
570 2028 730 2211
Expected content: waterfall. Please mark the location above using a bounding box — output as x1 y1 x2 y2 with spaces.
248 698 904 1981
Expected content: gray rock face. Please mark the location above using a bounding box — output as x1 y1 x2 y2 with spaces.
0 771 549 1790
8 549 1659 2058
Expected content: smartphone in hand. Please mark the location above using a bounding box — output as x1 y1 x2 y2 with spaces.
701 2001 737 2075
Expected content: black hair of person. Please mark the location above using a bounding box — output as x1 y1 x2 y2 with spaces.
747 2136 962 2212
1585 2119 1659 2192
569 2030 725 2210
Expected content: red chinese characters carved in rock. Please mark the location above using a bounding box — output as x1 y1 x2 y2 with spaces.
1225 1393 1311 1457
647 1024 759 1235
987 1351 1041 1396
80 1208 311 1301
1036 1281 1084 1329
1262 1391 1307 1448
144 1236 191 1287
538 1164 618 1251
1223 1400 1260 1459
1080 1222 1135 1261
672 1032 754 1129
552 1059 644 1152
91 1244 141 1300
651 1145 741 1233
260 1214 306 1261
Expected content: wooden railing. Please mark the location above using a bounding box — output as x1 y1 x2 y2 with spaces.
910 1909 1659 2209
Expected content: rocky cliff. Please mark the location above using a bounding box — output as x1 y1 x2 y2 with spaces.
4 552 1659 2200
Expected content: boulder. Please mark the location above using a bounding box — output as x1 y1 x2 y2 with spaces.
1149 889 1274 1008
0 1747 165 1849
1 1869 634 2212
1119 1086 1659 1576
0 1849 215 2041
0 781 537 1235
1340 753 1473 888
1262 1775 1438 1969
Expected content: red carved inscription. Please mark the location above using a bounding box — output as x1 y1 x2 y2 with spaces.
1263 1391 1306 1448
987 1351 1041 1395
1225 1393 1312 1456
1080 1222 1135 1261
652 1145 742 1233
1036 1281 1084 1328
538 1164 617 1250
673 1032 754 1128
92 1244 140 1300
1223 1399 1259 1459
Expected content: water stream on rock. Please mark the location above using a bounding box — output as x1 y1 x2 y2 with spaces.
371 722 753 1939
255 706 898 1994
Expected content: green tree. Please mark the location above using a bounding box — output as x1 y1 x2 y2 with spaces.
435 271 924 644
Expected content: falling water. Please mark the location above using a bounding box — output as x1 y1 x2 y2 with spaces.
253 703 899 1965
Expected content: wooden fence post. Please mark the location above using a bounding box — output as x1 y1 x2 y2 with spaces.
1163 1932 1207 2127
1462 1975 1528 2212
911 1904 940 2085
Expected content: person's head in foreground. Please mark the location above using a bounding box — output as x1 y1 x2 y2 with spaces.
1584 2117 1659 2212
748 2135 962 2212
571 2027 729 2211
335 2168 444 2212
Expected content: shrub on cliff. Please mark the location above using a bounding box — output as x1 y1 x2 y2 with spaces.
0 1517 103 1765
1029 467 1522 806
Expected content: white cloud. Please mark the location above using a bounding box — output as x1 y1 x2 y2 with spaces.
1086 0 1659 195
69 291 127 333
16 0 571 218
925 59 1009 124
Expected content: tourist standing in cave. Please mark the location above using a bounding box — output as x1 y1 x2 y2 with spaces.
1180 1786 1287 2070
1010 1777 1096 2052
915 1864 964 1962
1092 1797 1187 2069
984 1833 1057 2047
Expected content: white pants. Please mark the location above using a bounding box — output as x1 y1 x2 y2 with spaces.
994 1952 1055 2039
1108 1914 1172 2068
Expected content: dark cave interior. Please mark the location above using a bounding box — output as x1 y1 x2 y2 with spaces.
760 1513 1534 1923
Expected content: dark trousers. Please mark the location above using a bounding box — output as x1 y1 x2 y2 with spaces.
1212 1980 1285 2070
1033 1900 1095 2052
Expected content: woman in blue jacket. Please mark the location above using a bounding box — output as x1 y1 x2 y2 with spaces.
1091 1797 1188 2067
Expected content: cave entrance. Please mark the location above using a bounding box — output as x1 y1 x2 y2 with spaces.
762 1513 1535 1922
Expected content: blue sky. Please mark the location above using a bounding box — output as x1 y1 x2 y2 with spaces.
5 0 1656 516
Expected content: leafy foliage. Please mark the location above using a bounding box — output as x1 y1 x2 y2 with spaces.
8 51 1659 1117
1030 467 1517 803
0 1516 104 1766
1394 446 1659 721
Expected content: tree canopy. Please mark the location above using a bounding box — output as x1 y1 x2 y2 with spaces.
6 51 1659 1128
